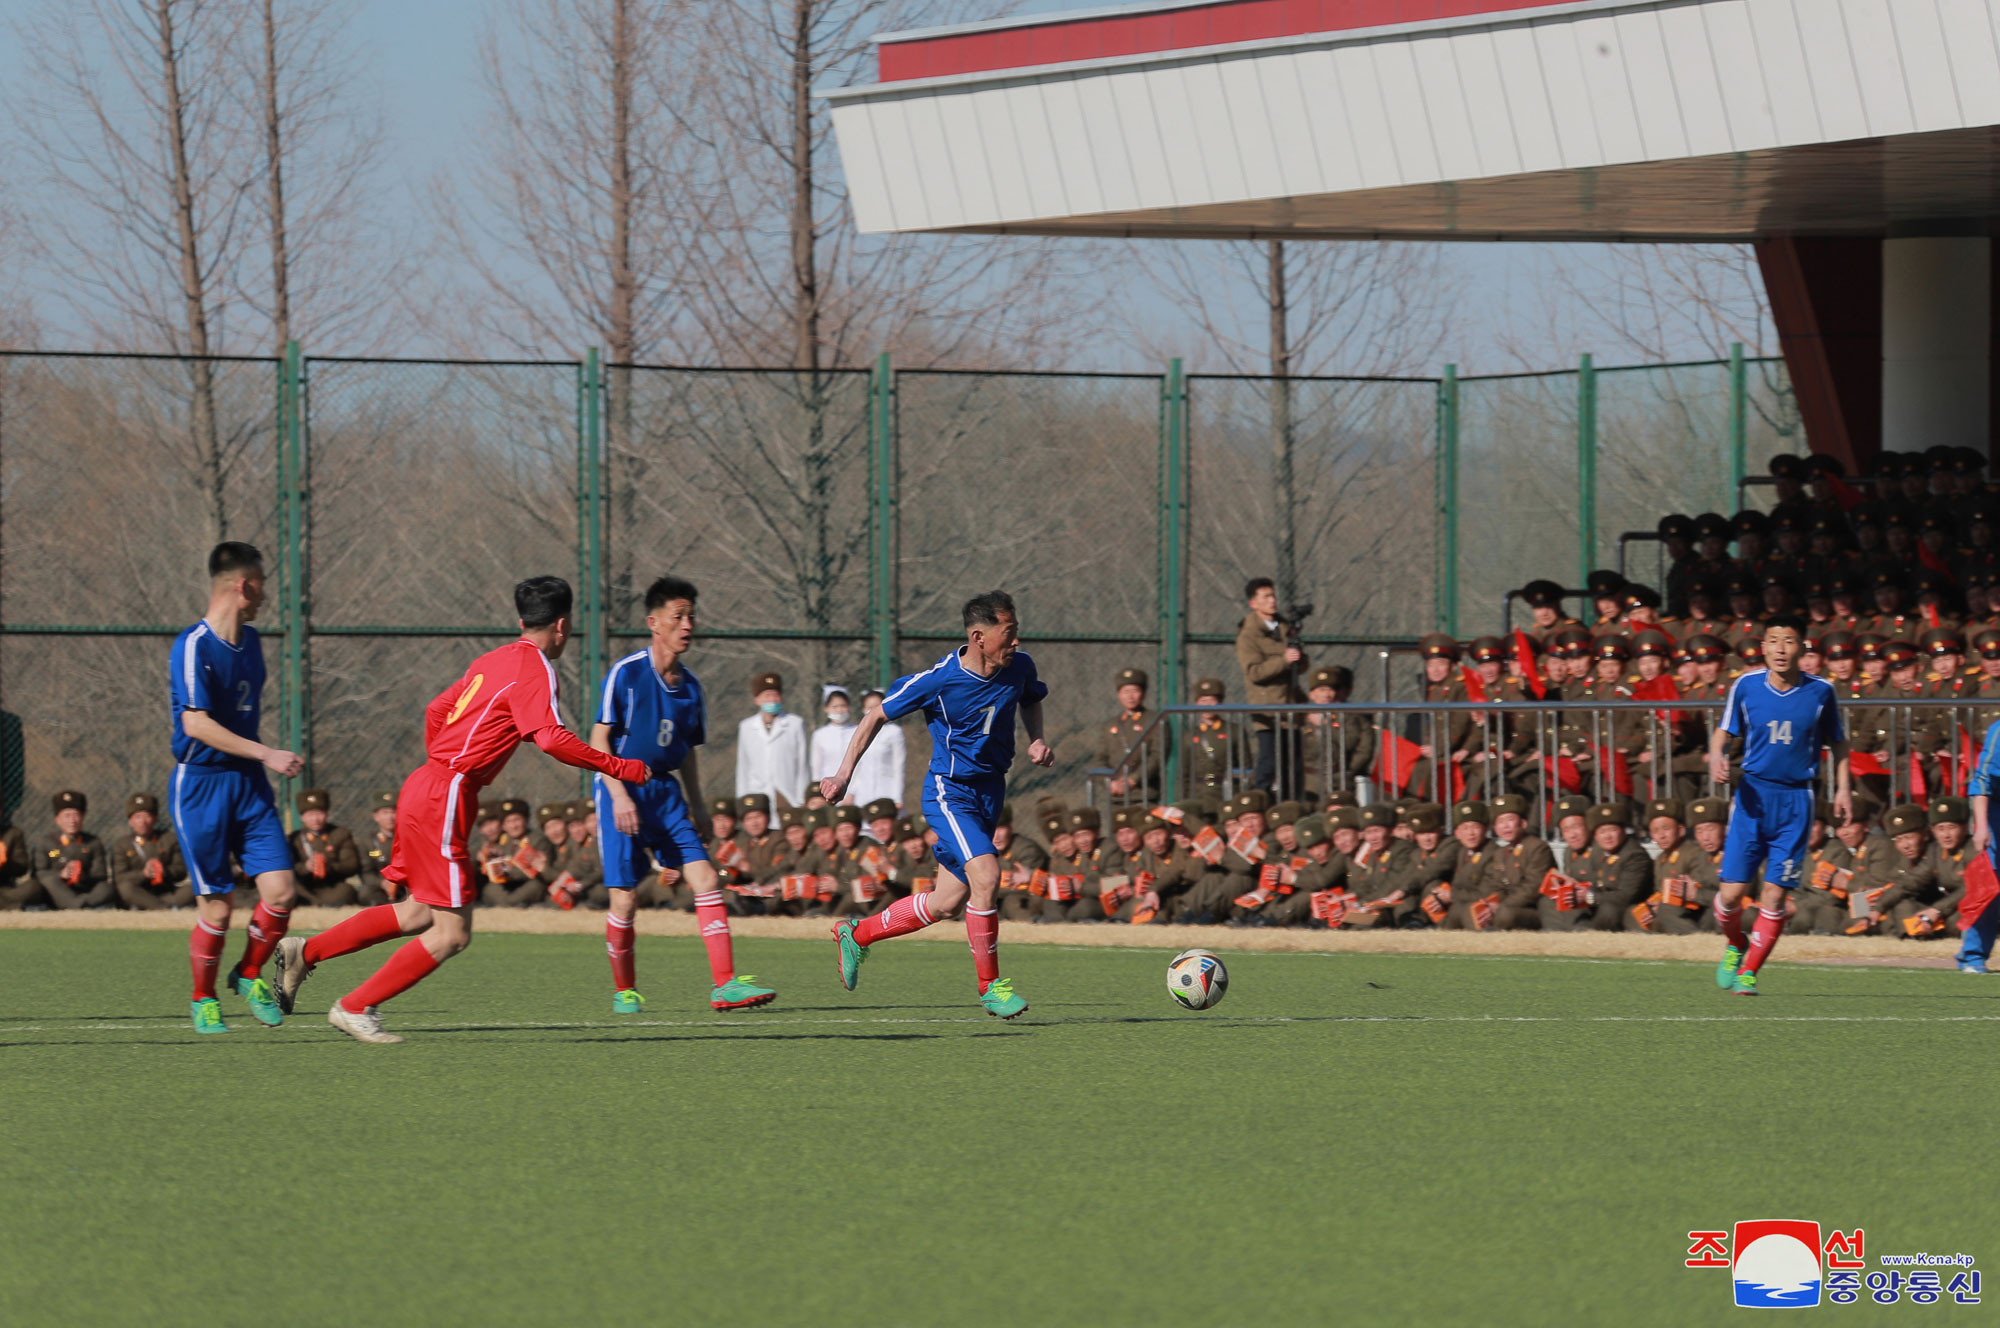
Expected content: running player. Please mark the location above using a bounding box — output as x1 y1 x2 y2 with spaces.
174 542 305 1033
1709 615 1852 995
820 591 1054 1019
591 575 774 1013
275 576 653 1043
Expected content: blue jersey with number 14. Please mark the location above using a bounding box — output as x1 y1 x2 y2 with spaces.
597 650 705 777
1718 669 1842 787
883 647 1049 780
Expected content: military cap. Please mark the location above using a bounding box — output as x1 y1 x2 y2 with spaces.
1520 578 1566 608
126 793 158 817
1466 636 1507 663
1769 454 1806 479
1800 632 1823 656
1417 632 1462 661
1308 665 1353 690
1955 445 1987 473
1586 569 1627 597
709 796 737 819
1920 627 1965 656
1975 630 2000 658
1882 640 1920 667
1826 573 1857 597
1622 584 1662 611
1267 800 1304 828
1644 797 1685 825
1109 806 1144 832
1736 636 1765 661
1194 676 1226 700
1405 803 1445 834
862 797 898 822
1814 798 1839 826
1657 513 1695 540
477 801 501 821
1451 799 1490 826
373 790 398 811
1552 795 1591 823
1585 802 1628 832
498 798 529 819
1686 578 1723 603
1631 629 1674 658
994 803 1014 828
1924 443 1956 469
1067 808 1102 834
1592 633 1632 660
1687 797 1728 826
1884 803 1929 836
1967 506 1996 529
1730 509 1770 535
1758 567 1795 590
1930 796 1971 825
1854 632 1887 660
52 789 85 814
1671 645 1693 666
832 804 863 827
1326 806 1363 832
1806 512 1847 540
1800 577 1831 603
1033 795 1069 821
297 787 331 813
1806 453 1845 477
1882 507 1914 529
1722 574 1758 600
1115 667 1149 690
1240 788 1272 814
1358 804 1396 829
536 802 567 825
1196 797 1224 826
1322 790 1357 811
893 817 916 841
1685 633 1729 661
780 807 806 829
1295 817 1329 849
1769 509 1804 534
1912 570 1954 598
1691 513 1732 540
752 671 783 693
1820 630 1857 659
906 813 929 836
1491 794 1532 820
1551 627 1593 655
1041 813 1067 839
738 793 771 816
1848 501 1885 528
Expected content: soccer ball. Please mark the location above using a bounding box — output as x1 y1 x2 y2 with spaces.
1167 948 1228 1010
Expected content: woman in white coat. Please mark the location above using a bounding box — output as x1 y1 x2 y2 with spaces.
847 687 906 810
735 670 810 809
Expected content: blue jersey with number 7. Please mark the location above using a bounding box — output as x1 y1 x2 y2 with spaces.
883 648 1049 780
1718 669 1842 788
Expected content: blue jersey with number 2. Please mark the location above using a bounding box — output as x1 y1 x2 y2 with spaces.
597 650 706 777
1718 669 1842 787
883 648 1048 780
170 621 265 773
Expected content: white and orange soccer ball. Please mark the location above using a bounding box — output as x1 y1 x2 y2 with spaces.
1166 948 1227 1010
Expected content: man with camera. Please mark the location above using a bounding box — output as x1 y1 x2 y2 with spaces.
1236 578 1310 797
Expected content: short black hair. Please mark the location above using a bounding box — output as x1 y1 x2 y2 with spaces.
515 575 573 629
1762 614 1808 638
963 590 1016 629
1245 577 1274 599
208 541 264 579
644 575 698 613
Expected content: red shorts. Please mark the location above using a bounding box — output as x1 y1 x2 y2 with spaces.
381 763 481 909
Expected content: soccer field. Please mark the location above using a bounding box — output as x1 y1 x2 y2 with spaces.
1 931 1990 1326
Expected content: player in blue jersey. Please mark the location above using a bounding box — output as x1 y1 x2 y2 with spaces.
1708 616 1852 995
1961 722 2000 973
589 576 775 1013
820 590 1054 1019
172 543 305 1033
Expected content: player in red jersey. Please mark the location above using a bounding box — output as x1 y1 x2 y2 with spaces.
275 576 652 1043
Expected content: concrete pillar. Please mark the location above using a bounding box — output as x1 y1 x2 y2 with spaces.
1882 237 1991 453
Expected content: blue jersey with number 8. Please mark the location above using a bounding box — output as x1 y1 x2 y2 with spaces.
597 650 705 777
1718 669 1842 788
883 648 1049 780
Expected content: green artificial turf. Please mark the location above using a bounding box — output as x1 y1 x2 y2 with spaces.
1 931 1994 1326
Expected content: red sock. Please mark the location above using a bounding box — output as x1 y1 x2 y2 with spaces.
340 938 440 1013
1714 898 1747 950
235 902 290 979
190 919 228 1000
853 892 936 947
966 906 1000 993
694 891 734 986
303 903 405 966
1739 907 1786 975
607 912 636 991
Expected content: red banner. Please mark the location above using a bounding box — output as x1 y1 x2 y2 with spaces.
1962 851 1998 935
1513 629 1546 701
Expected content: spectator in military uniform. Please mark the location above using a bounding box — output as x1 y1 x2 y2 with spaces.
1643 797 1719 934
1300 664 1373 798
753 806 815 916
37 790 110 909
355 790 398 906
986 803 1048 922
1397 802 1455 927
1794 801 1862 935
480 797 549 907
1186 677 1231 795
1586 570 1627 629
1859 804 1949 938
472 801 503 864
1520 578 1583 648
1473 794 1551 930
1097 667 1162 805
888 817 935 901
0 807 38 909
1340 804 1417 928
1569 802 1652 931
290 788 362 907
1428 799 1488 929
109 792 188 910
1408 633 1479 804
1922 796 1973 934
1548 794 1591 873
566 800 608 909
1237 577 1307 796
1045 807 1107 922
859 797 898 850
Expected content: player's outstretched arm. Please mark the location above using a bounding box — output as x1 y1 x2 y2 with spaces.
534 722 649 784
182 709 303 778
1022 698 1054 767
821 709 886 803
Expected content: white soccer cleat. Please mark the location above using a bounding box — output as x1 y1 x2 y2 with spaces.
274 935 313 1014
327 1002 402 1044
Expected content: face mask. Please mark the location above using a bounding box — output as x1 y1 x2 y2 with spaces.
826 708 850 724
759 700 783 716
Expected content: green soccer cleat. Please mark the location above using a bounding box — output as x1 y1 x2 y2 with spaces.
834 918 869 992
190 997 229 1034
227 967 284 1027
1716 945 1744 990
711 975 777 1011
1730 970 1759 996
612 989 646 1015
978 977 1028 1020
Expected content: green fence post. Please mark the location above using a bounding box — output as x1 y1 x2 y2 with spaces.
282 340 310 799
1437 363 1459 636
583 348 606 724
1728 341 1748 505
1577 353 1597 587
1159 361 1188 791
869 352 898 686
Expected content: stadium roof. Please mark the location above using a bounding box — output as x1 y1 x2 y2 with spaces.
821 0 2000 241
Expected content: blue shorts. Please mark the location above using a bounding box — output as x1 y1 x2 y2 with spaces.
1720 778 1815 888
921 772 1005 879
594 774 709 891
170 764 292 895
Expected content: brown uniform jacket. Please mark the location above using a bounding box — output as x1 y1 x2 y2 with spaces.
36 830 107 893
1236 612 1305 727
110 828 185 894
291 824 361 889
1482 835 1556 910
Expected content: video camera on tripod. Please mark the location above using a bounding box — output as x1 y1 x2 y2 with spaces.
1275 601 1314 651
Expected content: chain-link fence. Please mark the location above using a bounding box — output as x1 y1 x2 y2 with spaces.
0 347 1793 836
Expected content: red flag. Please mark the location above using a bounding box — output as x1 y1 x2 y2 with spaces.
1460 665 1487 703
1850 751 1888 777
1925 602 1942 630
1373 729 1425 795
1918 542 1957 584
1513 629 1546 701
1594 743 1634 797
1545 755 1583 794
1825 473 1863 510
1910 751 1929 802
1962 851 1998 934
1632 674 1684 725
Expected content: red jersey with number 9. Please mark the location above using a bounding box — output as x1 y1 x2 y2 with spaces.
423 639 641 788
